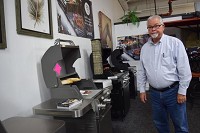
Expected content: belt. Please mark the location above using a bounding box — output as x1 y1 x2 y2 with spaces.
150 81 179 92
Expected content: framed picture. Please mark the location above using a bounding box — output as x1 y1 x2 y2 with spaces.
15 0 53 39
117 34 149 60
0 0 7 49
56 0 94 39
98 11 113 49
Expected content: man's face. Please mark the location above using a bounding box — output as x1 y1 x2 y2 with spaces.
147 18 165 39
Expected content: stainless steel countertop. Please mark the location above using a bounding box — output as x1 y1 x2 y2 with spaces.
33 98 93 118
2 117 66 133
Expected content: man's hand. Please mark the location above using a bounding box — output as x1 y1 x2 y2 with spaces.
177 94 187 104
140 92 147 103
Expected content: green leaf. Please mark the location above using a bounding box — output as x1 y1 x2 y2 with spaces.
119 10 140 26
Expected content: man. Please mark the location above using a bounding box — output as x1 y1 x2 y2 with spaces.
137 15 192 133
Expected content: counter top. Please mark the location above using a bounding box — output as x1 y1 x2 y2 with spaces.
2 117 65 133
33 98 93 118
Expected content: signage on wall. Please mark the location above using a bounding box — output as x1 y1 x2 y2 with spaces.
117 34 149 60
57 0 94 39
98 11 113 49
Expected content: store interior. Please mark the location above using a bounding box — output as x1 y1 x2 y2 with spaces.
0 0 200 133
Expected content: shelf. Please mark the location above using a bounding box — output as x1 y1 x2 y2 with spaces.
164 17 200 27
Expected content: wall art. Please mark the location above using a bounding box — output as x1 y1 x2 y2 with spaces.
56 0 94 39
15 0 53 39
99 11 113 49
0 0 7 49
117 34 149 60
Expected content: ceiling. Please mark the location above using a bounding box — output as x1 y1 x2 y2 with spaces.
118 0 200 40
118 0 200 30
118 0 197 17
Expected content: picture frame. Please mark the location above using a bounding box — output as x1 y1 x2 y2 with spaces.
0 0 7 49
56 0 94 39
15 0 53 39
117 34 149 60
98 11 113 49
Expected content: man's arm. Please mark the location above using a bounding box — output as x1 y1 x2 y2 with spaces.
137 54 148 103
176 40 192 96
137 55 147 93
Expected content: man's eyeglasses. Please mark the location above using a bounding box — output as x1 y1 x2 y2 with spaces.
147 24 163 30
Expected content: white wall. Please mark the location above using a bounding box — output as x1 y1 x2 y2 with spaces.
0 0 123 120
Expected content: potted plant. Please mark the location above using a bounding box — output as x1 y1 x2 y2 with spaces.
120 10 140 26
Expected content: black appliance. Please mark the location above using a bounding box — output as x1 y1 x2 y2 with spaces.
110 72 130 120
90 40 132 120
128 66 137 99
109 48 139 119
33 39 112 133
111 48 137 99
111 48 130 71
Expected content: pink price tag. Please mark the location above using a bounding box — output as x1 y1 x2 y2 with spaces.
53 63 62 76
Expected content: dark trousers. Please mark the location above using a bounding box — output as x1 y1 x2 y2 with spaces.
150 84 189 133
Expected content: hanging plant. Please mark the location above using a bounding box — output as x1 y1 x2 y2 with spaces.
120 10 140 26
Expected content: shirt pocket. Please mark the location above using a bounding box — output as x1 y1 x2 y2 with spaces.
162 56 171 66
161 52 172 71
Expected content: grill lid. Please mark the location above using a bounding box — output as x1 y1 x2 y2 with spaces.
41 41 81 88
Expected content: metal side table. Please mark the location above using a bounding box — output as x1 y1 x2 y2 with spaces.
2 117 66 133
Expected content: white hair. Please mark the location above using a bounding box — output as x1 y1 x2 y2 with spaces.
147 15 164 26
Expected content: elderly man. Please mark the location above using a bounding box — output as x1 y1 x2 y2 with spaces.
138 15 192 133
